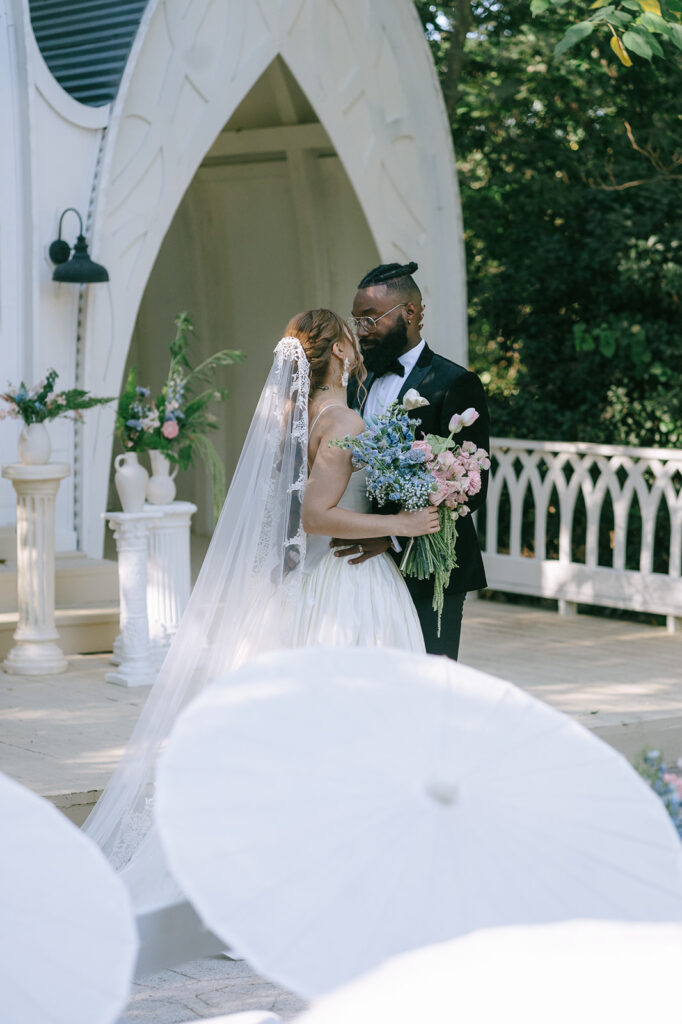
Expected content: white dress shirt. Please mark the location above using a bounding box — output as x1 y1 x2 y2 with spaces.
363 339 426 552
363 339 426 421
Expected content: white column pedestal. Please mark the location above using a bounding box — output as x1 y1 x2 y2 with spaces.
146 501 197 668
103 510 157 687
2 463 71 675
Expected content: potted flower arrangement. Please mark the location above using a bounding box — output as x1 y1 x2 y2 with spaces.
0 369 113 465
115 313 244 516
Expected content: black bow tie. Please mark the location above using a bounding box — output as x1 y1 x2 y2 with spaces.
373 360 405 379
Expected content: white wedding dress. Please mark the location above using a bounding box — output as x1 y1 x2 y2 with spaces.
291 468 424 649
84 337 424 915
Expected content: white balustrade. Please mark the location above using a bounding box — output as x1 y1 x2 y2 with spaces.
1 463 70 674
481 439 682 632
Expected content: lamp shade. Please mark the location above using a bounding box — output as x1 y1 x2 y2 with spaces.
52 234 109 283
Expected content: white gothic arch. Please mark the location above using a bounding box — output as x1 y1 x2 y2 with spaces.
80 0 466 556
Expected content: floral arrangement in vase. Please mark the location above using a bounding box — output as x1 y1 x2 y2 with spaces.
0 369 113 465
115 313 244 517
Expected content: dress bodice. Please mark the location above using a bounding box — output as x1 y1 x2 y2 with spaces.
304 468 369 571
336 467 370 514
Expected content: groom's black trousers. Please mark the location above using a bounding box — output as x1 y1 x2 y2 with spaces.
405 577 466 660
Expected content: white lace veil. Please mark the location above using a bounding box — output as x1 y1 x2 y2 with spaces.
83 338 310 910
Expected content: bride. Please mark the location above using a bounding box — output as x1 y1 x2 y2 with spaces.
84 309 437 910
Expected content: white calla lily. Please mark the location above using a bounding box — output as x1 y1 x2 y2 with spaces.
402 389 430 411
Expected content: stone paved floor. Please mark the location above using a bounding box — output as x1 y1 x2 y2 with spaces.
2 599 678 811
119 957 306 1023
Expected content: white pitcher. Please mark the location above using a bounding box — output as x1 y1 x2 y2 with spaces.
114 452 149 513
146 450 178 505
17 422 51 465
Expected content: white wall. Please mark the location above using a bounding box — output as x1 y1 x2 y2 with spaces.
0 1 107 553
122 69 380 536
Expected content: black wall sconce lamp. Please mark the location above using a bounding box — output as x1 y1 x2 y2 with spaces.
49 208 109 284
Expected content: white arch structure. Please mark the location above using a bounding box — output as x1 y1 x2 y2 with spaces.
80 0 465 556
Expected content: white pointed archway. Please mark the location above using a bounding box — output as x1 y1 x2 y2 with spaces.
80 0 465 556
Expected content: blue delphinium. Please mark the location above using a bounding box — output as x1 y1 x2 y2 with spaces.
335 402 435 511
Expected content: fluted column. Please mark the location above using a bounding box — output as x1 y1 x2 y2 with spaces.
146 501 198 667
2 463 70 675
103 510 157 688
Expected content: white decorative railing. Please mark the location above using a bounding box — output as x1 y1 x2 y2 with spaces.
479 439 682 632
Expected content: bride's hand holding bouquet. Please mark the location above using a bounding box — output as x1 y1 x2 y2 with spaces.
393 505 441 537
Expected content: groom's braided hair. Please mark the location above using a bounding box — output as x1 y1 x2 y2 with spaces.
357 261 422 303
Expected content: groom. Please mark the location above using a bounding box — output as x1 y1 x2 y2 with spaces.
333 261 490 660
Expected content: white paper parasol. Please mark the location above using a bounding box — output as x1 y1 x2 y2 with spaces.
295 920 682 1024
155 648 682 998
0 771 138 1024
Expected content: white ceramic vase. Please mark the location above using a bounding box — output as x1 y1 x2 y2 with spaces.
114 452 149 513
146 451 178 505
17 422 52 465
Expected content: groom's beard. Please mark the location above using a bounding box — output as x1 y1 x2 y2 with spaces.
361 317 410 376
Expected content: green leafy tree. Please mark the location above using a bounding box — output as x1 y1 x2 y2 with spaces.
416 1 682 445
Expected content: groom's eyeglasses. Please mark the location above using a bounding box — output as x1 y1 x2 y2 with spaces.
348 303 407 334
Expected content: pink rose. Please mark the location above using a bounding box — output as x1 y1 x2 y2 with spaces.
467 470 481 495
161 419 179 439
411 440 433 461
429 473 449 506
436 450 456 473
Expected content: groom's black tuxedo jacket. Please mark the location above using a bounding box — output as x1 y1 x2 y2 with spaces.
349 343 489 594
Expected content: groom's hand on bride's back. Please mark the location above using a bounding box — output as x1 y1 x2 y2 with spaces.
330 536 391 564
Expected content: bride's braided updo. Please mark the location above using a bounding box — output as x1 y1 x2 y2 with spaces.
284 309 366 393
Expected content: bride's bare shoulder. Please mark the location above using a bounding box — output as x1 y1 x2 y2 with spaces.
326 406 365 438
315 405 364 438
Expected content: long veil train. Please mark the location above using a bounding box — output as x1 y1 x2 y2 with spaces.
84 338 311 910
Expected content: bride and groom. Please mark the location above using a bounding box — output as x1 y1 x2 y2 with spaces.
84 260 490 907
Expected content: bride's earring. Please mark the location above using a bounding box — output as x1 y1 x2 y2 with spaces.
341 357 350 388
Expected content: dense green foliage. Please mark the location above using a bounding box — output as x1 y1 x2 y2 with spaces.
416 2 681 445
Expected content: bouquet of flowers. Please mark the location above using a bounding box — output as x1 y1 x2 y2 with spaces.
116 313 244 519
0 369 112 424
335 388 490 632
